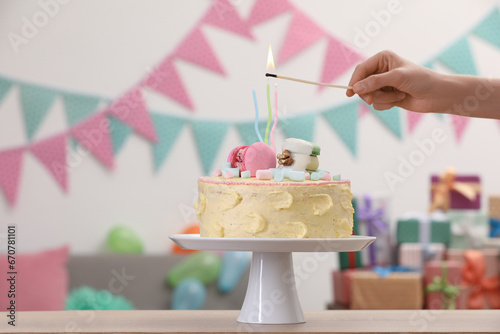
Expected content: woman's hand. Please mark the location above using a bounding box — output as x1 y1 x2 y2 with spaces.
346 50 450 113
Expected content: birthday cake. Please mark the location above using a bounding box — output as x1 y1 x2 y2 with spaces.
195 138 354 238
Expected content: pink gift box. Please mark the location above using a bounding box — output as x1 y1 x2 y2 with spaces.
424 261 462 309
398 243 445 270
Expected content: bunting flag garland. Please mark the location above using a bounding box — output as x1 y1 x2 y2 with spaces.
236 121 268 146
322 102 359 156
319 36 364 90
1 3 500 207
0 77 12 103
106 87 157 142
108 116 133 155
30 134 68 192
280 114 316 142
0 148 23 207
151 113 186 171
437 37 477 76
472 8 500 48
278 11 324 64
143 57 194 110
450 114 470 142
407 110 425 134
71 113 115 169
20 83 58 140
246 0 292 27
371 106 403 139
173 28 226 75
62 92 100 126
191 120 229 174
202 0 253 39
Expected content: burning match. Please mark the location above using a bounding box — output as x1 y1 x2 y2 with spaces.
265 73 352 90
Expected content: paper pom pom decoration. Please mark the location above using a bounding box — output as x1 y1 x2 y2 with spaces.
171 278 207 310
65 286 135 310
106 225 143 254
171 224 200 254
167 251 221 287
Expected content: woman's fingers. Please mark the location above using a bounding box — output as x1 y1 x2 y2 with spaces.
358 90 405 105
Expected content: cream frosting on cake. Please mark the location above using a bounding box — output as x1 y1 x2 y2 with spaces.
196 177 354 238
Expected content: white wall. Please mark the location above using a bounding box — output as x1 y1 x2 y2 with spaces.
1 0 500 310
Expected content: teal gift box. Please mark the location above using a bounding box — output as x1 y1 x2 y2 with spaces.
338 198 362 270
396 214 451 247
447 210 488 249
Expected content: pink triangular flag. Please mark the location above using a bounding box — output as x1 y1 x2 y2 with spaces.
407 110 425 134
71 113 114 169
174 28 225 75
202 0 253 39
0 148 24 207
359 102 370 118
106 87 158 142
319 37 363 91
30 133 68 192
450 114 470 142
247 0 292 27
143 58 194 110
278 11 324 64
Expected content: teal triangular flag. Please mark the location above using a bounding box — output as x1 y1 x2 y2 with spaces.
151 113 185 171
108 116 133 155
473 9 500 49
371 106 402 139
63 92 100 125
280 114 316 142
422 61 434 71
20 83 58 140
192 120 229 174
235 121 267 145
70 137 79 151
437 37 477 75
0 77 12 104
322 102 359 156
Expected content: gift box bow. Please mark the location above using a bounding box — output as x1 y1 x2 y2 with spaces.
462 250 500 309
356 195 388 266
426 263 461 309
373 265 414 279
430 168 481 212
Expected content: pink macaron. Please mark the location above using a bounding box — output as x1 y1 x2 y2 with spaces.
227 142 276 177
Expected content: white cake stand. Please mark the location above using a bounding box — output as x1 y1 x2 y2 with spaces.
169 234 375 325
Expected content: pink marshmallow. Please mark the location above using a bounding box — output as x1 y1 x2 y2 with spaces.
213 168 222 177
224 171 234 179
305 172 310 180
256 169 272 180
321 173 332 181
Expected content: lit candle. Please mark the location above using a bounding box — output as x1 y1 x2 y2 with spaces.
264 45 275 145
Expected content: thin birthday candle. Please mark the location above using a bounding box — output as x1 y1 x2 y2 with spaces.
270 83 278 154
264 79 272 144
252 89 264 142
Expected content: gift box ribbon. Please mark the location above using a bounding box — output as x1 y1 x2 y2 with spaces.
430 168 481 212
356 195 388 266
374 265 414 279
462 250 500 309
426 262 461 309
489 218 500 238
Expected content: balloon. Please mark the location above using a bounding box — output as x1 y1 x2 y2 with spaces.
171 278 206 310
218 252 251 293
167 252 221 287
171 223 200 254
106 225 143 254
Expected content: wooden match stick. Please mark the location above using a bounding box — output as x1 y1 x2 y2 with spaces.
265 73 352 90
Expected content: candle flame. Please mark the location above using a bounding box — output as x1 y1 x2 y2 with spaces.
266 45 275 71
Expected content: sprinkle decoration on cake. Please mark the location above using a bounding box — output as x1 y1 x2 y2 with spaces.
195 138 354 239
